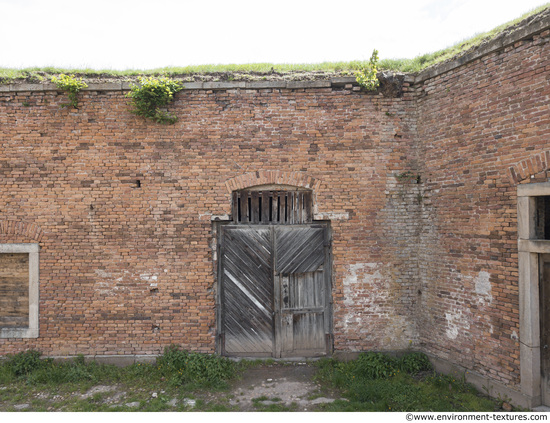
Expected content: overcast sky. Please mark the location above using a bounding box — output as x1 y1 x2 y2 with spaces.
1 0 548 70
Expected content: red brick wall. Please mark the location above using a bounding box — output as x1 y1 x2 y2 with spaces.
0 83 420 356
0 16 548 397
416 30 550 387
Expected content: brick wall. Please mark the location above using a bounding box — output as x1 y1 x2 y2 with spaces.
0 81 420 356
416 28 550 387
0 9 548 400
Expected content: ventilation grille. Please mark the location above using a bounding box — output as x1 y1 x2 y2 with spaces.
232 190 312 225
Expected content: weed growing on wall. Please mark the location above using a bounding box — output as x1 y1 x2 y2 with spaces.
51 74 88 108
127 76 183 124
356 50 380 91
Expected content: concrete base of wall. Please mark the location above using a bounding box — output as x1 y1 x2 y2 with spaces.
48 354 158 367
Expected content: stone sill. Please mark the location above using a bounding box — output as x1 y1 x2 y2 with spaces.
0 77 361 93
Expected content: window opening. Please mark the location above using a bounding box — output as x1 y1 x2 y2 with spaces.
0 243 39 339
232 190 312 225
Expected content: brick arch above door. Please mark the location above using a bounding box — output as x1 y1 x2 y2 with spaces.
507 150 550 185
0 221 44 242
224 171 322 193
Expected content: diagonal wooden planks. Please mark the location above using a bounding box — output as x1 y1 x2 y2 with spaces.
220 223 331 357
221 226 274 355
275 227 325 274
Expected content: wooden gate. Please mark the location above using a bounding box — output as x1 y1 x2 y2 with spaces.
219 223 331 358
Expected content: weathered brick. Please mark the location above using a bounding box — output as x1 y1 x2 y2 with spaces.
0 9 548 403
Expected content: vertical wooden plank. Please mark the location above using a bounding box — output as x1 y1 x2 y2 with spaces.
315 270 324 307
272 192 279 224
232 191 239 223
304 192 312 223
251 191 260 224
239 191 249 223
294 192 299 224
293 192 299 224
262 191 270 223
288 191 294 225
295 192 301 224
299 192 304 223
283 193 288 224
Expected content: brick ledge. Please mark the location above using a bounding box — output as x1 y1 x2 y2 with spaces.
0 78 359 93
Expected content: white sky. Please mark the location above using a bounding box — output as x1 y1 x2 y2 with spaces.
1 0 548 70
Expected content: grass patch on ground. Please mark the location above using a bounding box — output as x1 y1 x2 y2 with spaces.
0 4 547 82
0 349 516 412
0 347 239 412
315 352 500 412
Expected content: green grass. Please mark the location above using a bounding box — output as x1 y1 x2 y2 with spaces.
0 4 547 83
252 396 296 411
382 3 550 73
315 352 500 412
0 349 517 412
0 347 239 412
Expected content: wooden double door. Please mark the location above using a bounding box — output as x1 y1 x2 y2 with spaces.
218 223 332 358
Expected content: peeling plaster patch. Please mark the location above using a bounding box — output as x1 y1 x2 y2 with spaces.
95 269 112 278
211 214 231 221
341 263 414 350
313 212 349 221
199 212 212 221
140 274 158 282
474 271 492 304
511 331 519 341
455 271 493 336
94 270 158 297
342 263 384 329
445 307 471 340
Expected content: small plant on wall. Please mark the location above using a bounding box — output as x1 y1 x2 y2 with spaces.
356 49 380 91
51 74 88 109
127 76 183 124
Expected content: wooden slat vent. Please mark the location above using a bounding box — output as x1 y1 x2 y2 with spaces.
232 190 312 225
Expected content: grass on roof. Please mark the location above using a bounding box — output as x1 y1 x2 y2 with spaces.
0 3 548 82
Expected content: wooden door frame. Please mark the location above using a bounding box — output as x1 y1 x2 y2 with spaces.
214 221 333 358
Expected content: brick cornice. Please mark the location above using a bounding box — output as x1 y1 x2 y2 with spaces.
507 150 550 185
0 221 44 242
224 171 322 192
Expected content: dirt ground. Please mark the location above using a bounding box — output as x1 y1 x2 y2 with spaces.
1 362 343 412
212 362 342 411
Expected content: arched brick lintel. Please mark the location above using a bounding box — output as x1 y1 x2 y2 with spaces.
225 171 322 193
507 150 550 185
0 221 44 242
